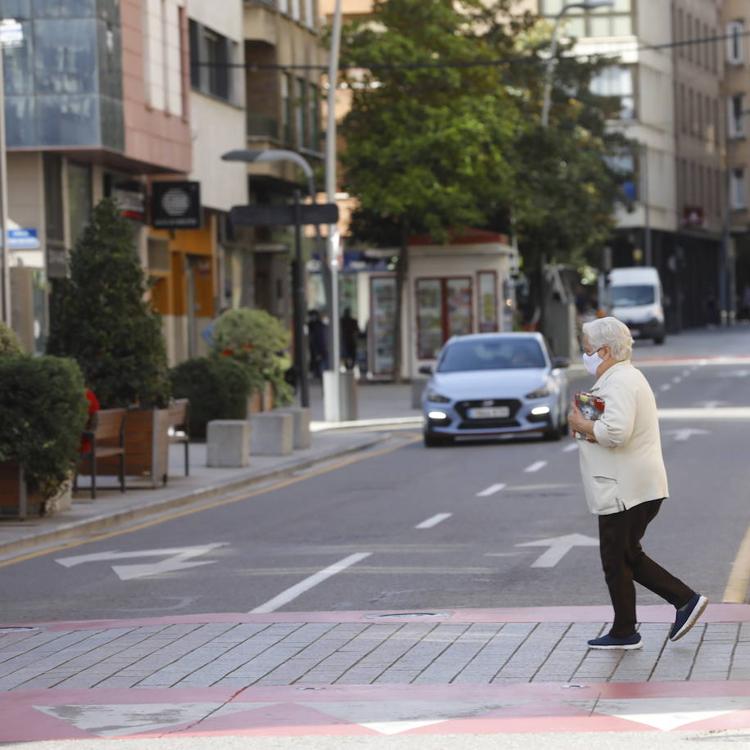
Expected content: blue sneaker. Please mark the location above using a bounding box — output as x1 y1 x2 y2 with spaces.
669 593 708 641
587 632 642 650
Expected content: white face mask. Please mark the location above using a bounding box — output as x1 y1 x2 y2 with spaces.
582 350 604 376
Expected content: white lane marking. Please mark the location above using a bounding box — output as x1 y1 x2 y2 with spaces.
683 369 691 377
476 483 506 497
516 534 599 568
250 553 371 613
672 376 682 384
660 383 672 392
660 407 750 420
524 460 547 473
415 513 453 529
698 400 727 408
563 442 579 453
664 428 710 442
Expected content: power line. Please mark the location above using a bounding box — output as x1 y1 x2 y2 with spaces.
194 26 750 73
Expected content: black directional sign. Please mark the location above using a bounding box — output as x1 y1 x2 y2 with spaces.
230 203 339 227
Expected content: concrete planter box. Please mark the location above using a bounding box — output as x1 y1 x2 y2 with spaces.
79 407 171 488
0 462 43 519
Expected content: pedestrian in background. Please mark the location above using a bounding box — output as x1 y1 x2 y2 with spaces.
341 307 360 371
568 316 707 650
307 309 328 380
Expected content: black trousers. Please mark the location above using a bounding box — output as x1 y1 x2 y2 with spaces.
598 498 694 638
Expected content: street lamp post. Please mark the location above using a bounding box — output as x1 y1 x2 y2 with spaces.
222 148 318 408
541 0 614 129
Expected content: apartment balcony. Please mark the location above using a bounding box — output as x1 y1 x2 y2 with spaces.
247 113 282 143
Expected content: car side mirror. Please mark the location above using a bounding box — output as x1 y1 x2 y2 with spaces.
418 364 433 376
552 357 570 369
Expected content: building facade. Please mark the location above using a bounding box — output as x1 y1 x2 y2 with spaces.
722 0 750 317
1 0 193 353
534 0 727 331
148 0 249 365
242 0 326 330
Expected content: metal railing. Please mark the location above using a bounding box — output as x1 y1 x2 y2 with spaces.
246 114 280 141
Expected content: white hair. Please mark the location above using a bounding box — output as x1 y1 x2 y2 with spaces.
582 317 633 362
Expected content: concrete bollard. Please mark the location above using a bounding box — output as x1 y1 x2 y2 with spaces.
277 406 311 450
411 378 428 409
207 420 250 468
250 412 294 456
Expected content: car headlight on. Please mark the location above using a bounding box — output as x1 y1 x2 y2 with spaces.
525 380 554 399
426 389 451 403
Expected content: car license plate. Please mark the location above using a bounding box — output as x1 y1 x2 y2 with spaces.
468 406 510 419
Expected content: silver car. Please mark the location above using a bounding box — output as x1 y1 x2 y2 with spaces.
420 332 570 447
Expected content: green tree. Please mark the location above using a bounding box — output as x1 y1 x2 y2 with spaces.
0 321 22 357
47 199 171 408
340 0 519 377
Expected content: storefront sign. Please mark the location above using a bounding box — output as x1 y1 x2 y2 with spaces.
683 206 704 228
112 183 146 222
7 228 39 250
151 181 201 229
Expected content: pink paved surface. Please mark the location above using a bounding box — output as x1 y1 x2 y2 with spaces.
4 682 750 741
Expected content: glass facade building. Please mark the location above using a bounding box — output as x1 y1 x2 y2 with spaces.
0 0 124 151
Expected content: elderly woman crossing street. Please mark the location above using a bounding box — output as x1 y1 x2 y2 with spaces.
568 317 707 650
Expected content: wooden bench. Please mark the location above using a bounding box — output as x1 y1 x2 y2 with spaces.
167 398 190 480
74 408 127 499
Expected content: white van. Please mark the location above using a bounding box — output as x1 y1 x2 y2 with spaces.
608 267 666 345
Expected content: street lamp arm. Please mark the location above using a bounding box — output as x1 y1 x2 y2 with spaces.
221 148 316 197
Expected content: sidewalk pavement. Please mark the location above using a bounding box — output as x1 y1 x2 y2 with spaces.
2 604 750 741
0 431 390 562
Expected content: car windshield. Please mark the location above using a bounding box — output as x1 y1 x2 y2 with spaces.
611 284 655 306
438 339 546 372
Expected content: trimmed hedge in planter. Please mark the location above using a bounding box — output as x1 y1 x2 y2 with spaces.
170 357 252 439
0 356 88 508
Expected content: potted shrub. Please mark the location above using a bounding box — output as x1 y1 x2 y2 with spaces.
47 199 173 487
210 308 293 413
0 355 88 518
170 357 252 439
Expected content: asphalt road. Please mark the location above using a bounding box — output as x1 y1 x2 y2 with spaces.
3 333 750 623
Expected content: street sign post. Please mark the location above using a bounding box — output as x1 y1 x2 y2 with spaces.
230 201 339 409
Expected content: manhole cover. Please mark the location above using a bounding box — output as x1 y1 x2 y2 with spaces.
367 612 449 620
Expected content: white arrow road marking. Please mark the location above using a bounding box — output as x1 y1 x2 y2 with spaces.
524 460 547 473
516 534 599 568
660 383 672 392
592 696 750 731
55 543 228 581
416 513 452 529
250 553 371 614
664 428 710 442
563 442 579 453
476 483 506 497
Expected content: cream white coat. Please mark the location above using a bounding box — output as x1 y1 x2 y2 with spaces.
578 361 669 515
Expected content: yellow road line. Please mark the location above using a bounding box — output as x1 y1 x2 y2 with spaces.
0 435 420 571
723 522 750 602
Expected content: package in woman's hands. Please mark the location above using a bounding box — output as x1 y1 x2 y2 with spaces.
574 391 605 440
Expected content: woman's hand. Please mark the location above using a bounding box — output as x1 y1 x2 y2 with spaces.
568 401 596 442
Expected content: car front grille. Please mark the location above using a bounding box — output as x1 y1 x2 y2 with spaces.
455 398 522 429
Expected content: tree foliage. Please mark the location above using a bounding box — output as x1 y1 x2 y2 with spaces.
339 0 631 274
0 321 22 357
0 355 88 499
47 199 171 408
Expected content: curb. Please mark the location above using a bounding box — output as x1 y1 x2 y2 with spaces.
0 432 391 562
